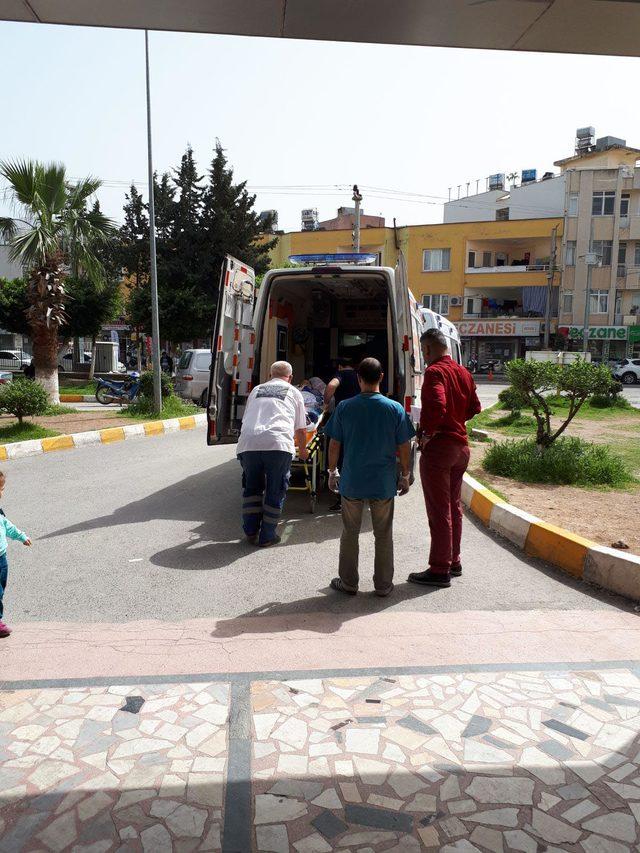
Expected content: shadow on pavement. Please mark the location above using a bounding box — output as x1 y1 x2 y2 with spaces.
43 458 346 572
210 582 440 637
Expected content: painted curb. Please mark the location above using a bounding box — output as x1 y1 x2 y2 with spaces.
59 394 95 403
0 413 206 461
462 473 640 602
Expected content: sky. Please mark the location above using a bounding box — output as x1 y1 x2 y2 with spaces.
2 20 640 233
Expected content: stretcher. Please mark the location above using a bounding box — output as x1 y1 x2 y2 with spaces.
289 426 325 513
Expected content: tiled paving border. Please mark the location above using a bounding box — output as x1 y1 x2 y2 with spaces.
2 660 640 852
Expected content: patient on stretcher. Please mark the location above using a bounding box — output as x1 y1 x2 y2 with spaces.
298 377 326 425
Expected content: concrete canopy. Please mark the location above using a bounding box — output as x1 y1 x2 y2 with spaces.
2 0 640 58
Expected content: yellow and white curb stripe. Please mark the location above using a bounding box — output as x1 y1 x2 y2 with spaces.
462 473 640 602
0 413 206 461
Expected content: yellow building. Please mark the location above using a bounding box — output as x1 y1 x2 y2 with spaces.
267 216 563 364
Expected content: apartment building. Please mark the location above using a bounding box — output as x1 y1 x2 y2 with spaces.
556 129 640 361
268 216 562 367
444 129 640 361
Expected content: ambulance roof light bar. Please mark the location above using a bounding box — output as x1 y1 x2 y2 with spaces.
288 253 378 267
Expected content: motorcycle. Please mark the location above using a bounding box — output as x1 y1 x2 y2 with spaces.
477 359 502 375
95 372 141 405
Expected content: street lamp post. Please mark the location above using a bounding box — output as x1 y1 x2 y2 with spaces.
144 29 163 415
352 184 362 252
582 252 601 354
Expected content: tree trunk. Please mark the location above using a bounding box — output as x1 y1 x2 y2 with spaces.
88 337 97 381
31 324 60 404
26 256 67 405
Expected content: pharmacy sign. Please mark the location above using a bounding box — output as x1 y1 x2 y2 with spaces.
560 326 628 341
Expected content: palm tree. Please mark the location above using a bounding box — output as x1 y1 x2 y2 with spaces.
0 160 115 402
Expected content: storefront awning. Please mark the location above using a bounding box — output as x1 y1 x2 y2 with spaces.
3 0 640 58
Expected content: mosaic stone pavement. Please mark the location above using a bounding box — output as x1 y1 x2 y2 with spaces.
250 669 640 852
1 667 640 851
0 682 229 852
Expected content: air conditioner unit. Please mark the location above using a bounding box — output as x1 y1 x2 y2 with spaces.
450 296 463 307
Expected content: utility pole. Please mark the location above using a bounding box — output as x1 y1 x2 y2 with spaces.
144 29 163 415
582 252 601 354
352 184 362 252
543 224 558 349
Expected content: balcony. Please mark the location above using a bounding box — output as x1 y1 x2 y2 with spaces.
466 264 550 275
463 284 556 322
463 310 543 320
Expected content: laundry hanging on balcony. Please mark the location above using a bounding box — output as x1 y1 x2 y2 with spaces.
522 286 551 317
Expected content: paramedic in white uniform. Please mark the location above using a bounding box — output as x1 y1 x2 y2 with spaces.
236 361 308 547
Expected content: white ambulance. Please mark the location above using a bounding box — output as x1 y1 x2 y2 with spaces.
206 252 461 445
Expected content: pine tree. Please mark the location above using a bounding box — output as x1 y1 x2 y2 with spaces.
119 184 149 286
121 142 275 343
200 141 276 305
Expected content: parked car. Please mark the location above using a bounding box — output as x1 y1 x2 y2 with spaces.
58 349 127 373
613 357 640 385
174 349 211 407
58 350 92 371
0 350 32 371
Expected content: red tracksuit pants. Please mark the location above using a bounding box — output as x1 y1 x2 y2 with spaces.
420 435 471 575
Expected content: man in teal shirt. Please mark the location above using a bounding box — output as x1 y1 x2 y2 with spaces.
325 357 415 597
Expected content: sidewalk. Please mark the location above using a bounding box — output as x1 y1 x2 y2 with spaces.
1 610 639 851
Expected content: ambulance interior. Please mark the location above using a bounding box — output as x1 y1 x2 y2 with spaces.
258 272 396 395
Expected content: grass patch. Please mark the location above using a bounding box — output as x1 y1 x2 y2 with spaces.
608 439 640 478
0 422 61 444
44 405 80 416
469 405 537 436
121 394 200 421
468 404 500 431
491 412 538 435
543 394 637 419
470 473 509 503
59 382 96 396
483 437 634 488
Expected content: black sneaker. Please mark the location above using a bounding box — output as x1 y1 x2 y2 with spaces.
407 570 451 588
450 564 462 578
329 499 342 512
330 577 358 595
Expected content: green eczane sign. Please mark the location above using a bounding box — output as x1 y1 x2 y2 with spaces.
566 326 627 340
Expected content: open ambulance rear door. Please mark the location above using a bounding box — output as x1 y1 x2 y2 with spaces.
206 255 256 445
394 250 415 413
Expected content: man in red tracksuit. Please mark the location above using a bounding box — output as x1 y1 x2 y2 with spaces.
408 328 481 589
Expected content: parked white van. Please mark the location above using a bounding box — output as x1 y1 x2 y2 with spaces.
206 253 461 446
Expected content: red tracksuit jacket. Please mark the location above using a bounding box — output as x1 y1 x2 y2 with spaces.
420 356 481 444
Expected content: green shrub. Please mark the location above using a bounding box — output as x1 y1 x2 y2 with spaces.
0 378 48 424
125 393 198 420
497 387 528 413
590 381 628 409
483 437 633 487
138 370 173 401
506 358 615 447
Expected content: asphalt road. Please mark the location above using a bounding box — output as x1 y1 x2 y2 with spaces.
474 381 640 409
2 429 631 624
